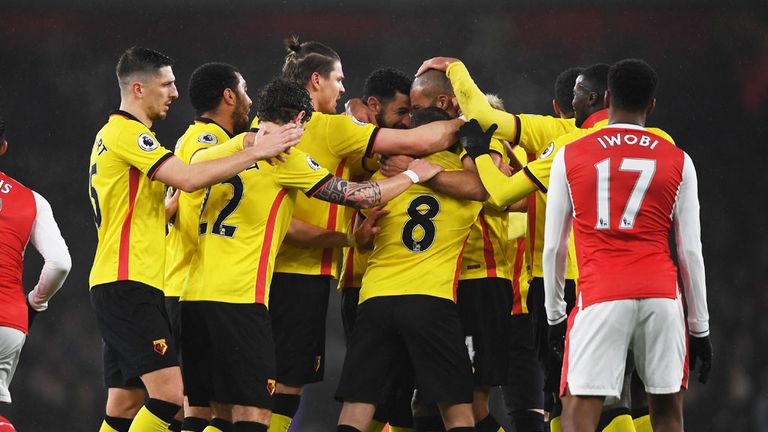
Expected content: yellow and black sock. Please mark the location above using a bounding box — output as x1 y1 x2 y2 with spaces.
475 415 504 432
597 407 634 432
548 416 562 432
204 418 233 432
129 399 182 432
632 407 652 432
168 419 182 432
101 416 133 432
232 421 267 432
413 415 445 432
366 419 386 432
182 417 209 432
269 394 300 432
509 410 544 432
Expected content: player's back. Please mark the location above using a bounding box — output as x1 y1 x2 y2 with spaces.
361 151 482 303
563 124 685 307
0 172 36 329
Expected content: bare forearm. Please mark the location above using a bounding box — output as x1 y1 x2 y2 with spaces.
313 174 413 209
375 118 463 156
284 218 348 249
425 170 488 201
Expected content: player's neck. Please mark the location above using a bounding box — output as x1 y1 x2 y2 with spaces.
200 111 234 136
607 109 646 128
119 102 153 128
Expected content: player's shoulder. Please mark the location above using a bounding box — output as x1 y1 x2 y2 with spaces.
176 120 230 159
425 149 463 170
645 127 676 146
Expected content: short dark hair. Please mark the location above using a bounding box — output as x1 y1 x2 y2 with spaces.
608 59 657 112
363 68 412 103
282 36 341 86
188 63 241 116
255 78 314 125
116 46 174 88
554 67 583 116
411 107 451 128
580 63 610 105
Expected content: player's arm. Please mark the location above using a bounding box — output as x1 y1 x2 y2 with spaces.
542 149 572 326
379 154 490 201
155 125 303 192
674 153 709 337
26 192 72 313
311 159 443 209
283 218 348 249
416 58 519 141
371 118 464 156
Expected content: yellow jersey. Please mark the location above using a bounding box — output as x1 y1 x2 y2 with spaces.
88 110 174 289
522 110 609 278
360 151 482 303
507 146 531 314
459 138 511 281
182 134 332 305
250 113 378 278
164 118 232 297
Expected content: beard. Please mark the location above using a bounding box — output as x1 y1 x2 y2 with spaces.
232 109 250 135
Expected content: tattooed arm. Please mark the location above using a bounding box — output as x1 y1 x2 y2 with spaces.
311 159 444 209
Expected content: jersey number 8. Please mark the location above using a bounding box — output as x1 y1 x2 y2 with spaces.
401 194 440 253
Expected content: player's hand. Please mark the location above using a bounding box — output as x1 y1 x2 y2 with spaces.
250 123 304 162
345 99 377 125
548 320 567 363
26 295 40 331
379 155 414 178
689 334 713 384
165 187 179 224
498 163 514 177
406 159 444 183
459 119 498 160
353 207 389 251
416 57 461 76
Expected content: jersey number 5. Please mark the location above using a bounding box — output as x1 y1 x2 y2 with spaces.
594 157 656 230
401 194 440 253
89 163 102 228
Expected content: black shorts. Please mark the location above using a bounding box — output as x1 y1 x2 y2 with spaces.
336 295 473 405
180 301 276 408
340 287 360 343
527 277 576 393
268 273 330 386
90 281 179 388
501 313 544 413
456 277 513 385
165 296 181 354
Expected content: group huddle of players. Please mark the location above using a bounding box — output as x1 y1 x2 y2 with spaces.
85 36 711 432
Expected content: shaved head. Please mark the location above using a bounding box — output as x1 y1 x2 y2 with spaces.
411 69 454 101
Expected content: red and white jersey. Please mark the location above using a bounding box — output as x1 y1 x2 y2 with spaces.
543 124 709 337
0 171 71 334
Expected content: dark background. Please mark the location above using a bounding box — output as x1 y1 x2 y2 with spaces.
1 1 767 430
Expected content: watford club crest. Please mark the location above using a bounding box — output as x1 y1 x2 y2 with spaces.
267 379 276 396
153 338 168 356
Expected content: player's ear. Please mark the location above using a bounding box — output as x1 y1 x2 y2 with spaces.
131 81 143 98
646 98 656 116
293 111 306 124
552 99 562 117
604 90 612 110
0 140 7 157
366 96 381 114
436 94 448 109
310 72 322 91
223 88 236 106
